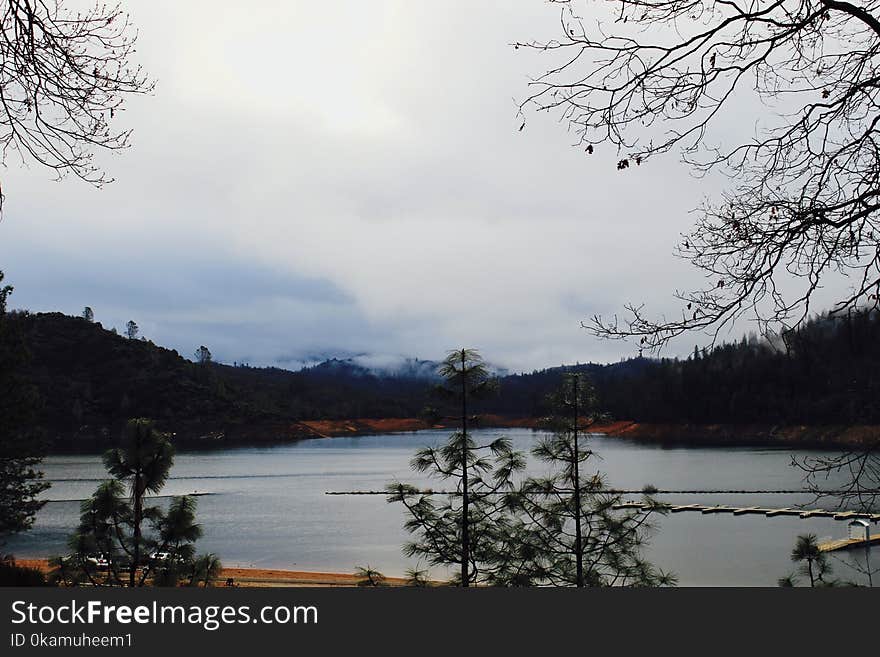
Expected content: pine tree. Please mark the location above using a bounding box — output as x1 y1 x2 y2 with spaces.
354 566 386 587
780 534 833 587
194 345 212 365
52 418 209 587
188 553 223 588
0 271 49 542
500 373 676 586
387 348 525 586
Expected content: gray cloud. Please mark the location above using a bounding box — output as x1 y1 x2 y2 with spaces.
0 1 839 372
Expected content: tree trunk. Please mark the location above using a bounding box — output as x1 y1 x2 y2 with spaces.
131 471 142 588
573 375 584 587
460 349 469 588
130 428 143 588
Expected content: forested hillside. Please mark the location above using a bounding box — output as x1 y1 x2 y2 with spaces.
6 309 880 450
10 312 437 449
495 312 880 426
598 311 880 425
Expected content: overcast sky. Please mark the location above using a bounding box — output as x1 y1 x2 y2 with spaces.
0 1 805 372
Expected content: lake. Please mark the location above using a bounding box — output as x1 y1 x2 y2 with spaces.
5 428 875 586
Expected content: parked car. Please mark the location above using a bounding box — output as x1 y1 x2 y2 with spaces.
85 554 109 570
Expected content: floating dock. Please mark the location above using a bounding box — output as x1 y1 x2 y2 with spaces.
818 534 880 553
611 501 880 553
611 501 880 523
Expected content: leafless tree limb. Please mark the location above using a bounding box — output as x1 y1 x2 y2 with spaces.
0 1 152 212
518 0 880 350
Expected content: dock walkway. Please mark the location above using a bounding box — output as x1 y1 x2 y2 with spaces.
611 501 880 552
816 534 880 553
613 500 880 521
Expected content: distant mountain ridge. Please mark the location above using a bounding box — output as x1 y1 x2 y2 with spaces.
299 356 443 381
289 353 510 380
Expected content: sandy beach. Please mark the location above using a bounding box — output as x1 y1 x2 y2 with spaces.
13 560 414 587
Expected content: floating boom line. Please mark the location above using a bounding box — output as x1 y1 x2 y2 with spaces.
326 488 880 496
326 489 880 520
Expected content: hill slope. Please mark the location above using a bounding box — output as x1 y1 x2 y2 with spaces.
13 312 438 449
8 309 880 451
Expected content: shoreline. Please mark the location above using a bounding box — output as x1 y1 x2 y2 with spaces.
11 560 415 588
44 416 880 452
294 417 880 450
597 421 880 449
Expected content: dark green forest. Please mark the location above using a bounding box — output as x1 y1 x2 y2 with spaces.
6 312 438 449
501 311 880 425
5 309 880 450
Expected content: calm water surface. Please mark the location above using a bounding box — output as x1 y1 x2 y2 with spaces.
6 428 875 586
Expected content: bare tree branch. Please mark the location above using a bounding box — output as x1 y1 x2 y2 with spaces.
518 0 880 350
0 1 152 213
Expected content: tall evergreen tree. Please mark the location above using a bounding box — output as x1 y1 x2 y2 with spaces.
387 348 525 586
500 374 675 586
0 270 49 543
104 418 175 587
52 418 208 587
